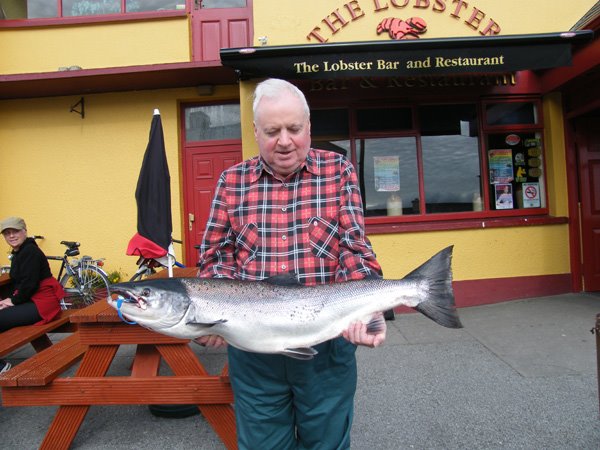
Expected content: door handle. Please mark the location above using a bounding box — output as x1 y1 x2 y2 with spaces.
188 213 195 231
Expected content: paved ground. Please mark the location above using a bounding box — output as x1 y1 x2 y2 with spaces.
1 292 599 449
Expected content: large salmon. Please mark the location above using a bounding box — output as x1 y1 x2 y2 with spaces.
108 246 462 359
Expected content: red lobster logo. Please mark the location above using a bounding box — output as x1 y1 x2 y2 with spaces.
377 17 427 40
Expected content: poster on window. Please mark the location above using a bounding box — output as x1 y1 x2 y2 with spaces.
521 182 541 208
374 155 400 192
488 149 514 184
495 184 514 209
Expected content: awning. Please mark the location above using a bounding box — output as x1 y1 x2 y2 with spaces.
220 31 594 80
0 61 237 100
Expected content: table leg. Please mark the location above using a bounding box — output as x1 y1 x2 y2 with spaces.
131 344 161 377
158 344 237 450
30 334 53 353
40 345 119 450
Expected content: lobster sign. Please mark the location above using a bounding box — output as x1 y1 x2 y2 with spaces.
377 17 427 40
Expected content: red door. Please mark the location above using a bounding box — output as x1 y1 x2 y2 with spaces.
191 0 253 62
182 144 242 266
575 117 600 291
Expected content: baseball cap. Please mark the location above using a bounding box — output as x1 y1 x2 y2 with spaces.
0 216 27 233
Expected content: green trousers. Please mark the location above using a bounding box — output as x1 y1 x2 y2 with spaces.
228 337 358 450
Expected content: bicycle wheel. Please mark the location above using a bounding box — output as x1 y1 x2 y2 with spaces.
60 265 110 309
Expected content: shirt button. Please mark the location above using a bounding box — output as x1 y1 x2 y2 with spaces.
281 264 287 270
281 207 287 212
313 221 318 227
282 235 287 241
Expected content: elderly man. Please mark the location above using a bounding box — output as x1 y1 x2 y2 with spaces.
197 78 386 450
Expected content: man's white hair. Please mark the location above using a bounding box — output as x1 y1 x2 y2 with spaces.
252 78 310 120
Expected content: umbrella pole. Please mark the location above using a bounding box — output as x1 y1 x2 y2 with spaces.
167 242 175 278
168 254 173 278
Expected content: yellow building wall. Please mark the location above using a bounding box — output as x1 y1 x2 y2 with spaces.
253 0 598 45
0 17 190 74
0 85 239 278
542 92 570 217
370 225 570 281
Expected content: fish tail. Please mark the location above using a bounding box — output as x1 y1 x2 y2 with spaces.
406 246 463 328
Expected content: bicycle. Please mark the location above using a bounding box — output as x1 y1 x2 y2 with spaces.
35 237 111 309
129 238 185 282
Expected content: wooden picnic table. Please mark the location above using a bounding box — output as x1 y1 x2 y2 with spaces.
0 300 236 450
0 272 10 287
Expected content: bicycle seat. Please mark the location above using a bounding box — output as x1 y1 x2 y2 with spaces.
60 240 80 249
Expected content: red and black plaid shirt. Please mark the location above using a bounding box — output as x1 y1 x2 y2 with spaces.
198 149 382 285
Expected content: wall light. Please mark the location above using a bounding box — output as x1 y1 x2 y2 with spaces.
70 97 85 119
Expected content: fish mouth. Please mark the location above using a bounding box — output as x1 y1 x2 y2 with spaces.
110 287 148 311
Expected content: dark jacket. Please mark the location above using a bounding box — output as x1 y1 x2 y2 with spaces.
8 237 53 305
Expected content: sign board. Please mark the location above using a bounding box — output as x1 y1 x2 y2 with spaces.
522 182 541 208
220 32 592 81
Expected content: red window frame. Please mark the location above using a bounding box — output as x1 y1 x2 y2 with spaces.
0 1 186 28
311 96 558 235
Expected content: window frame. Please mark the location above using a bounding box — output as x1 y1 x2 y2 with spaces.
0 0 186 27
310 96 552 232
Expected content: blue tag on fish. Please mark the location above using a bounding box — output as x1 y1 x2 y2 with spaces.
116 296 137 325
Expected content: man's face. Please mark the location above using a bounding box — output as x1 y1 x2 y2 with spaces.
254 91 311 179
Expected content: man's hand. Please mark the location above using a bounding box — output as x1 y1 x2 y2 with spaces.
194 335 227 348
342 313 386 348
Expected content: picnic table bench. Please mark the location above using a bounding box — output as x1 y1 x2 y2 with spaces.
0 295 236 450
0 272 78 358
0 309 78 358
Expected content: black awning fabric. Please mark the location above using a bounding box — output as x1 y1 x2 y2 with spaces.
220 31 593 80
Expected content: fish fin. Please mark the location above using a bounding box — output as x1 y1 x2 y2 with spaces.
366 314 386 334
185 319 228 328
282 347 318 360
406 246 463 329
264 274 302 286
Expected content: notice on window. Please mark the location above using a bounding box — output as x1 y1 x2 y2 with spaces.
374 156 400 192
495 183 513 209
522 182 541 208
489 149 514 184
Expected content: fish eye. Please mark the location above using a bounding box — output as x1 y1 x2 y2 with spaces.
141 288 151 297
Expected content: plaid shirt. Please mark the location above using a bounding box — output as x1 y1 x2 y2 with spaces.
198 149 382 285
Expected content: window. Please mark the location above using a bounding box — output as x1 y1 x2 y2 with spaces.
310 99 546 222
420 104 480 214
184 104 241 142
485 101 538 126
201 0 246 7
357 137 420 217
486 131 546 210
0 0 182 19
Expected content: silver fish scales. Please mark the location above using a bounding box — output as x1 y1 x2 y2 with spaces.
109 246 462 359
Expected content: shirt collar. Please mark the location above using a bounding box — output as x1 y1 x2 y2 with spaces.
250 149 320 183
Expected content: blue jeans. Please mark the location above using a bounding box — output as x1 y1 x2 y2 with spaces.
228 337 358 450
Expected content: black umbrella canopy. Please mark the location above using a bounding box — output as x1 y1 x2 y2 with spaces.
129 110 172 256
